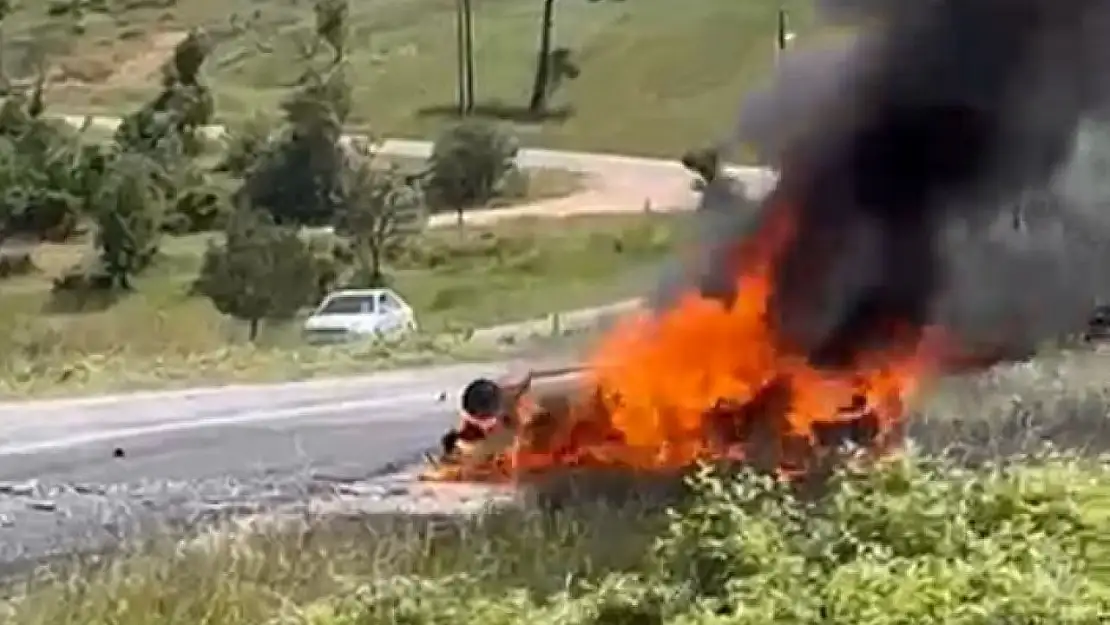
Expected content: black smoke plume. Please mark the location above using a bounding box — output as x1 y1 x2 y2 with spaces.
676 0 1110 369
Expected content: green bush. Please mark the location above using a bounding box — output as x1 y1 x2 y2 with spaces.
216 114 277 178
651 456 1108 623
424 119 519 222
308 453 1110 625
163 182 231 234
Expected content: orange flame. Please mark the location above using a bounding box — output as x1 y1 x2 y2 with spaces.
426 197 962 483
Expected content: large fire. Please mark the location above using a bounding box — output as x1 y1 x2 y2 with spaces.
421 193 983 484
416 0 1110 484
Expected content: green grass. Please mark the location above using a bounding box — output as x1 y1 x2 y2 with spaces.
3 452 1108 624
0 212 682 397
3 348 1110 624
5 0 829 158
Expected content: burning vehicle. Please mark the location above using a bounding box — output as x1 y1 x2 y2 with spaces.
424 0 1110 484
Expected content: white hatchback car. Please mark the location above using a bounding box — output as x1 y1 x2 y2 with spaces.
302 288 419 344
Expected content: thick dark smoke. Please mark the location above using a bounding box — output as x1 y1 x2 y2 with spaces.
674 0 1110 369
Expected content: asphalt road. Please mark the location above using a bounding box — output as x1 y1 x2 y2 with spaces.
0 362 517 572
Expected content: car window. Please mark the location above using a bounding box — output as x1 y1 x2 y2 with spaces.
378 292 401 311
316 295 376 315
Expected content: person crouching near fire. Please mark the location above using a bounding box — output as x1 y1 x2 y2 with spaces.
433 373 536 472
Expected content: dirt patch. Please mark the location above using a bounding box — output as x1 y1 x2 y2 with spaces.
49 31 187 89
429 168 699 228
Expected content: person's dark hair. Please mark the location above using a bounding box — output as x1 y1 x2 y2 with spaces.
461 377 502 417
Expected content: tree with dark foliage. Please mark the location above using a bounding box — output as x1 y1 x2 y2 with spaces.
193 206 319 341
424 119 518 226
335 143 426 286
240 1 352 227
115 29 214 160
0 76 89 245
314 0 349 64
240 66 349 226
90 152 167 289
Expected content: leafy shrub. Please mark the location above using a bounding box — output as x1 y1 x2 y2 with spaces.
310 453 1109 625
240 66 350 226
334 148 427 287
217 114 277 178
192 207 319 340
650 455 1108 624
89 151 166 289
0 112 87 245
424 120 519 222
163 180 231 234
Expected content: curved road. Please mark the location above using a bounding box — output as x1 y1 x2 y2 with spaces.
0 122 775 572
57 114 778 220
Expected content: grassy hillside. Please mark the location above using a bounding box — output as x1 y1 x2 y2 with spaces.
2 0 825 157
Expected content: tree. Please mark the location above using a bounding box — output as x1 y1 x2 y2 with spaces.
526 0 585 114
314 0 349 64
424 120 518 226
0 137 16 246
89 152 167 289
454 0 468 114
527 0 557 113
113 29 223 235
217 113 276 178
0 77 91 244
462 0 475 112
335 146 427 286
0 0 12 94
193 206 319 341
115 29 214 160
240 65 349 225
240 1 351 226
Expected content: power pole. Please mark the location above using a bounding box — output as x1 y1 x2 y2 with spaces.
775 7 795 65
462 0 476 113
455 0 468 114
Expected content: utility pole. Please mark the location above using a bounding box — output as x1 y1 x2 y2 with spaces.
455 0 468 114
462 0 476 113
775 7 795 65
